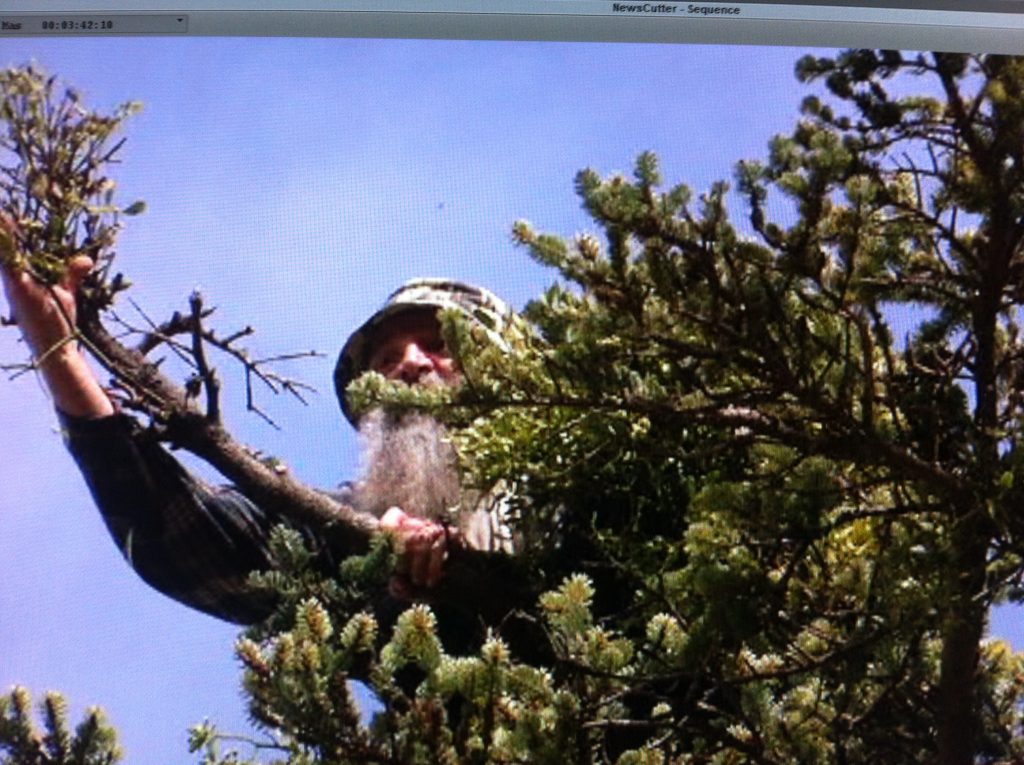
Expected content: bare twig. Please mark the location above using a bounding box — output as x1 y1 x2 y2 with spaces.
189 291 221 422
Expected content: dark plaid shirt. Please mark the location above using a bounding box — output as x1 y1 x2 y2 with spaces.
60 412 349 624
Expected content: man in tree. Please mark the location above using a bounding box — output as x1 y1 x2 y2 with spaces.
0 223 515 622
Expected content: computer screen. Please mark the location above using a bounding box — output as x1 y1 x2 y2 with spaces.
2 3 1023 763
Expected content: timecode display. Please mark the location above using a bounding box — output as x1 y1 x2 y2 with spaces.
40 19 116 31
0 15 187 35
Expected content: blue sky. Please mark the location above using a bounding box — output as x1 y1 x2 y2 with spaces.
0 38 1020 763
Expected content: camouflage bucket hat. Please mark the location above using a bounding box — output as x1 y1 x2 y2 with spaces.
334 278 513 425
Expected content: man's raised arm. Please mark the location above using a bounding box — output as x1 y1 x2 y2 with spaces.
0 215 114 419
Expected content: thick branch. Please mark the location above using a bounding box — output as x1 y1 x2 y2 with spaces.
76 302 377 544
76 300 533 622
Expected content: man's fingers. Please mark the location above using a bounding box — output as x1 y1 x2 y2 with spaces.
0 213 22 300
409 544 429 587
0 212 17 260
404 525 443 587
64 256 93 295
378 507 453 590
425 533 447 588
379 506 408 532
414 547 445 588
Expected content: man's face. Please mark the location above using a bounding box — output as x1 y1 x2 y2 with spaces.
353 308 464 522
366 308 460 386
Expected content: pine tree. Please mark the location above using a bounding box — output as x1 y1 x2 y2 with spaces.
0 687 121 765
4 52 1024 765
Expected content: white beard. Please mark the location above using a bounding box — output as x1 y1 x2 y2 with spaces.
353 408 464 522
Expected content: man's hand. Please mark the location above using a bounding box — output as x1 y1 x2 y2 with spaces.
379 506 459 597
0 213 113 418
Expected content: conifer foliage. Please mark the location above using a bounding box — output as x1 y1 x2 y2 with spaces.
5 51 1024 765
0 687 121 765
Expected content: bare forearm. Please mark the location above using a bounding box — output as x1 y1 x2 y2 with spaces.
39 342 114 419
1 241 113 419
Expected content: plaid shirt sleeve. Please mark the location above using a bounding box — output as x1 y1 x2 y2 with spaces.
59 411 338 625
